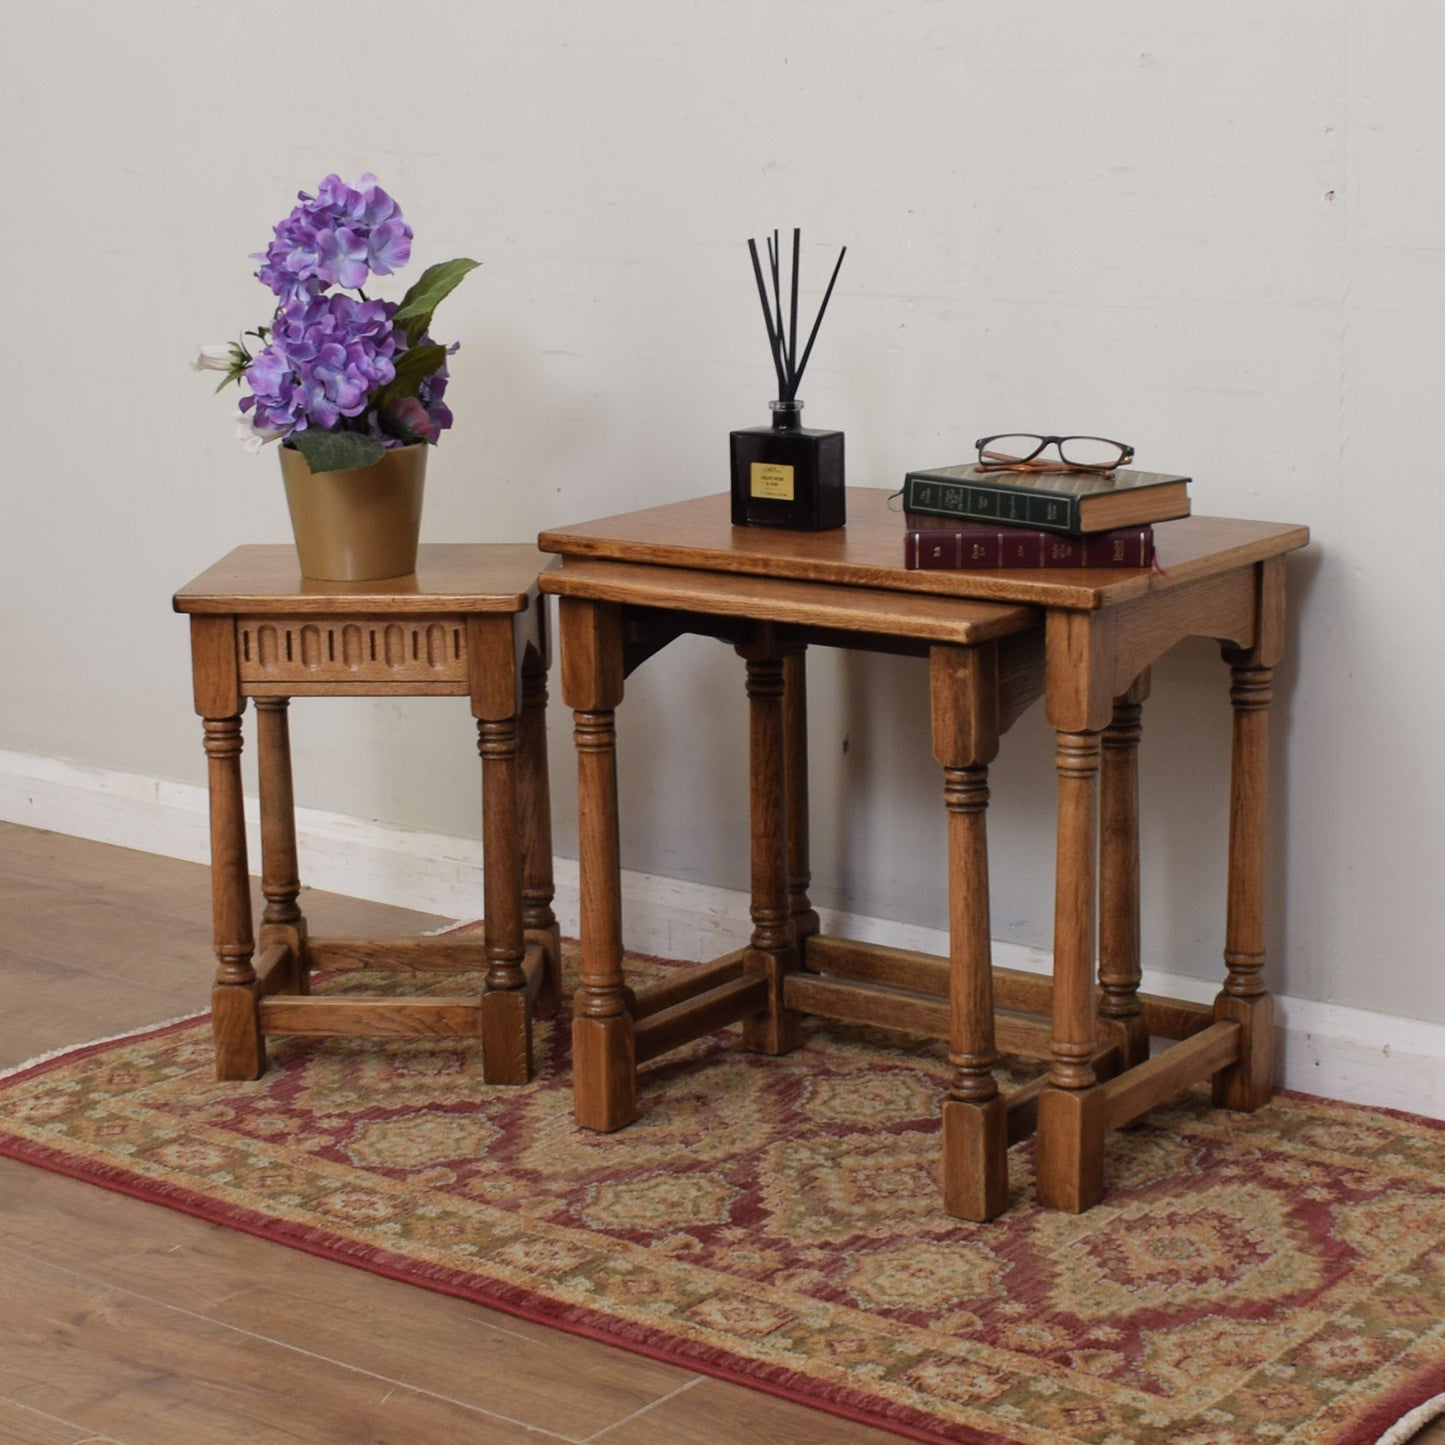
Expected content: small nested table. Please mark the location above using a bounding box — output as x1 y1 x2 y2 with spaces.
174 544 560 1085
538 491 1308 1218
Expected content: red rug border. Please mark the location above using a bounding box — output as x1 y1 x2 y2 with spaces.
0 1123 1008 1444
0 1012 1003 1444
2 1010 1442 1445
1355 1377 1445 1445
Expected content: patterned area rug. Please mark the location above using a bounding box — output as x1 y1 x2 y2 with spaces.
1 940 1442 1445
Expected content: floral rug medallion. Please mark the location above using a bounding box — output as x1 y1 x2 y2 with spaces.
2 942 1442 1445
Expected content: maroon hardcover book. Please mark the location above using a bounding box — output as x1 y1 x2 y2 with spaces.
903 518 1155 570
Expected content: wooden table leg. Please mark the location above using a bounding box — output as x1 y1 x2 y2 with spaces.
189 614 263 1081
783 648 820 943
1211 555 1286 1110
470 616 531 1085
739 641 802 1055
1213 653 1276 1110
479 708 531 1083
203 713 264 1081
1035 726 1108 1213
255 697 307 993
520 639 561 1019
931 644 1007 1221
560 598 636 1130
1098 678 1150 1069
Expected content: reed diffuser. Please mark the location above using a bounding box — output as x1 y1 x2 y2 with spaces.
730 228 847 530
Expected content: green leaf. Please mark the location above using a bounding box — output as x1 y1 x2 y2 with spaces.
392 257 480 343
288 431 387 474
373 342 447 410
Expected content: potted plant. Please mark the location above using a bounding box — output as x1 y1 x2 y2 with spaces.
196 172 477 580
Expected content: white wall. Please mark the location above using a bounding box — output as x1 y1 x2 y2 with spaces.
2 3 1441 1033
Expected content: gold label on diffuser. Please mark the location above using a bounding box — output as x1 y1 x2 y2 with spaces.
751 462 795 501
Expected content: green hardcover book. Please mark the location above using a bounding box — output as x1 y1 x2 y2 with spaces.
901 463 1191 536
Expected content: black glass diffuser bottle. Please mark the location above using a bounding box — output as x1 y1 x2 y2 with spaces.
730 229 847 530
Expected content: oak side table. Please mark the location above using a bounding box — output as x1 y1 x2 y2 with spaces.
173 544 560 1085
538 491 1309 1218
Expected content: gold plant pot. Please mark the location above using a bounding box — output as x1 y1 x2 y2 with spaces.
278 442 427 581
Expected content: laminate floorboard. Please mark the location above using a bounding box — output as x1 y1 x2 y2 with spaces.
1 822 1439 1444
0 822 899 1443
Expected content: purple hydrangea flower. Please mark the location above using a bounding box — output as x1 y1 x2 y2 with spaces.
417 349 454 434
227 173 468 456
313 226 371 290
241 293 403 434
367 218 412 276
253 172 413 300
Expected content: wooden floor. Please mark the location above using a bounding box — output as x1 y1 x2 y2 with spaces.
1 821 1440 1444
0 821 898 1444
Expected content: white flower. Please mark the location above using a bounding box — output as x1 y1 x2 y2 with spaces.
234 411 284 455
193 343 235 373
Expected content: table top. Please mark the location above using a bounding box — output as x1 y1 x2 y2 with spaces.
174 544 556 616
538 490 1310 612
541 557 1039 646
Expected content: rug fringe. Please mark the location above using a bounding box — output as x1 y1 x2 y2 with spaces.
0 925 471 1083
1378 1390 1445 1445
0 1011 208 1083
4 950 1441 1445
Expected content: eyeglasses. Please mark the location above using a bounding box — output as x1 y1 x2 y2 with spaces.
974 434 1134 475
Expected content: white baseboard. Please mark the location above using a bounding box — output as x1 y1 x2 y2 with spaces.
3 746 1440 1120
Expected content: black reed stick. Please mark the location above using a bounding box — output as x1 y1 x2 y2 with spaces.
788 228 801 381
792 243 847 393
745 228 846 405
768 230 784 358
747 237 787 400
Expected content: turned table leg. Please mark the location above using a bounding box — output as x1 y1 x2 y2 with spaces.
1213 653 1276 1110
478 707 531 1083
782 648 820 943
188 614 264 1081
1098 678 1150 1069
930 645 1007 1221
519 641 561 1019
255 697 306 992
469 615 531 1085
739 641 802 1055
1036 727 1108 1213
203 712 264 1080
560 598 636 1130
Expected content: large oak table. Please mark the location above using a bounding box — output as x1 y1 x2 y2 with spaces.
538 490 1309 1217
